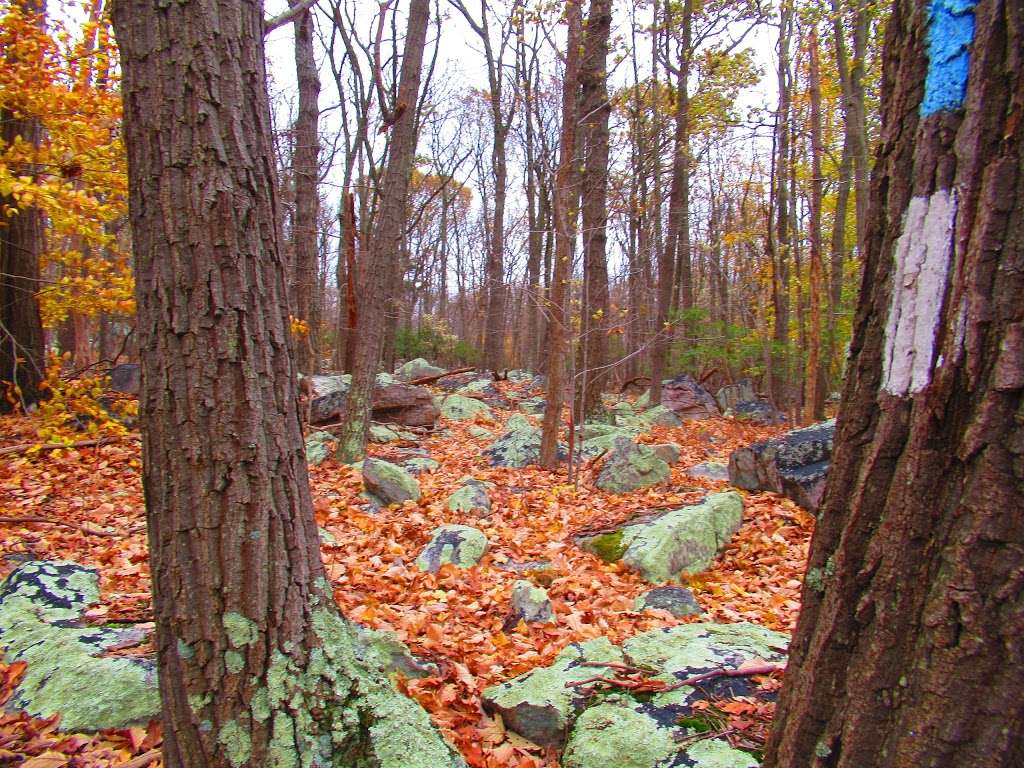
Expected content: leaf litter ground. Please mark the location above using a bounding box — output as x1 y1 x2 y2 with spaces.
0 380 813 767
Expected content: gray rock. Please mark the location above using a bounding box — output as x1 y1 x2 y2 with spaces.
518 397 546 416
415 525 489 573
362 458 421 506
0 561 159 730
636 404 683 428
483 419 566 468
634 586 702 617
446 478 493 515
436 393 494 421
353 625 439 680
714 378 757 412
510 580 554 623
305 430 334 466
402 456 440 474
577 491 744 582
650 443 681 465
396 358 446 381
467 425 494 439
728 419 834 512
369 423 401 443
685 461 730 481
305 374 439 427
595 437 671 493
660 374 721 420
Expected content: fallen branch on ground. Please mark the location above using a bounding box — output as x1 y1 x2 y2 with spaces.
566 659 783 696
0 435 138 457
0 515 118 537
408 366 476 386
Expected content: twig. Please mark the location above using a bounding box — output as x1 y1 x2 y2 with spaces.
660 662 784 693
565 661 783 696
407 366 475 386
0 515 118 537
0 435 138 457
115 748 162 768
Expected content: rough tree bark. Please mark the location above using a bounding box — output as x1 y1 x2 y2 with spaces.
806 23 825 421
114 1 462 766
765 0 1023 765
290 0 321 374
0 0 46 412
539 0 582 469
335 0 431 463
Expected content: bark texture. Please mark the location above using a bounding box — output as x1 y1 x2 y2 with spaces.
764 1 1024 765
114 1 461 766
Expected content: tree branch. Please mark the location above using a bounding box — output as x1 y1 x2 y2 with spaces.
264 0 318 35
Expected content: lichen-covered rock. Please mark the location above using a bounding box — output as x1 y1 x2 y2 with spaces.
0 561 160 730
481 638 624 748
402 457 440 474
562 699 677 768
396 358 446 380
728 419 834 512
370 424 401 443
518 397 546 415
506 369 536 382
437 393 494 421
415 525 489 573
446 479 493 516
353 625 438 680
637 404 683 428
305 430 334 466
595 437 671 493
579 422 638 441
715 378 757 412
362 458 421 506
650 443 681 465
686 461 730 481
319 527 338 545
306 373 438 427
510 580 554 623
728 399 787 425
578 492 743 582
468 425 493 439
634 586 702 617
660 374 721 420
483 419 565 468
453 378 511 409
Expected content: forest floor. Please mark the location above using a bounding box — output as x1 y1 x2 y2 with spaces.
0 379 814 768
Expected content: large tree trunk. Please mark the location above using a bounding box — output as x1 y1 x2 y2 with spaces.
114 2 461 766
334 0 431 462
805 24 825 422
765 1 1024 765
0 0 46 412
574 0 612 420
290 0 321 374
539 0 582 469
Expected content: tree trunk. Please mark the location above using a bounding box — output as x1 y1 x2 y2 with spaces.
575 0 612 420
335 0 431 462
770 0 793 408
114 0 461 766
765 1 1024 765
805 24 825 422
539 0 582 469
0 0 46 412
290 0 321 374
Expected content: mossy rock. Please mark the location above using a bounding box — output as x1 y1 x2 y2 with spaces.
468 425 494 439
595 437 671 493
370 424 402 443
305 430 334 466
518 397 546 416
446 479 492 516
396 358 445 380
362 458 421 506
0 561 160 731
415 525 489 573
402 457 440 475
510 580 553 623
634 586 702 617
650 442 681 465
582 530 627 562
437 393 494 421
638 404 683 428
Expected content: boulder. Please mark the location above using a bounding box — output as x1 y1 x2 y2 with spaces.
636 404 683 428
362 458 421 506
305 374 439 427
634 586 702 617
452 378 511 409
730 399 788 425
518 397 546 416
446 478 493 516
685 461 730 481
577 491 743 582
467 425 494 439
436 393 494 421
0 561 159 730
483 418 566 468
595 437 671 493
506 369 536 382
108 363 141 395
369 424 401 443
353 625 439 680
483 622 787 757
650 443 681 465
510 580 554 624
401 456 439 475
579 428 640 459
660 374 721 420
714 378 757 412
415 525 489 573
396 358 445 381
305 430 334 466
728 419 834 512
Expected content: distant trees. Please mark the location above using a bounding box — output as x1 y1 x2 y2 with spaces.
765 0 1024 764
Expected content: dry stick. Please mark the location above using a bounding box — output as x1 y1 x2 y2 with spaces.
115 748 162 768
566 662 783 695
0 435 138 457
0 515 118 537
407 366 476 386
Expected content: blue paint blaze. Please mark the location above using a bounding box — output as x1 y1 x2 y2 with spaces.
921 0 978 115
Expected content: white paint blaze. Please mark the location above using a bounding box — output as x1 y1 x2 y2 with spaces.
882 188 957 396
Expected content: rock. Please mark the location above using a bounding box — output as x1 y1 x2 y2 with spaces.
714 378 757 412
506 369 535 382
436 393 494 421
306 374 439 427
484 622 787 755
518 397 546 415
579 422 638 441
108 363 140 395
483 419 566 468
468 425 493 439
595 437 671 493
0 561 159 730
319 527 338 545
415 525 489 573
396 358 446 381
637 404 683 428
453 378 511 409
353 625 438 680
686 461 730 481
650 443 681 465
510 580 554 623
362 458 421 506
579 429 640 459
660 374 721 420
481 637 624 748
446 478 493 516
305 430 334 466
634 586 702 617
730 399 787 425
577 491 744 582
728 419 834 512
369 424 401 443
402 457 439 474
